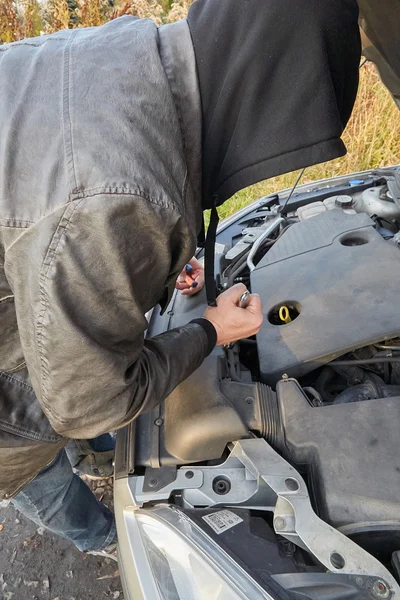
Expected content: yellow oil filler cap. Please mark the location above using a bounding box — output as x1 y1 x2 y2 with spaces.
279 305 292 324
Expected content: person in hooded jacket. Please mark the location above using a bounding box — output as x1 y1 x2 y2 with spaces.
0 0 360 557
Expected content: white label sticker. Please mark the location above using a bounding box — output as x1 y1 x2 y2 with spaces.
202 510 243 534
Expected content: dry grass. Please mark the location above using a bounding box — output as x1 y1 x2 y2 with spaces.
0 1 399 219
20 0 42 38
0 0 22 42
0 0 191 38
110 0 189 24
43 0 70 32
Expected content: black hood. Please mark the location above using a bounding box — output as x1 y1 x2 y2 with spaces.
187 0 361 209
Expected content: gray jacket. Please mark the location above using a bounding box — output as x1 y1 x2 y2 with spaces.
0 17 210 498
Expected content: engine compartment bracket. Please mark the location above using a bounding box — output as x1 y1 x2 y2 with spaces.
129 467 203 505
231 438 400 598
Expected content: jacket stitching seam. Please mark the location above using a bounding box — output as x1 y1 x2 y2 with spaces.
70 187 177 211
0 220 34 227
0 371 34 392
62 30 79 196
0 419 61 442
36 200 85 416
181 170 188 217
158 29 189 213
3 361 26 374
0 38 67 53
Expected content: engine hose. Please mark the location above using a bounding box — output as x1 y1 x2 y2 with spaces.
255 382 281 446
330 363 370 386
227 223 292 286
227 254 248 286
334 383 400 404
332 357 400 366
314 367 336 403
253 376 400 444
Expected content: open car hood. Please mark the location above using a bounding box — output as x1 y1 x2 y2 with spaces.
359 0 400 107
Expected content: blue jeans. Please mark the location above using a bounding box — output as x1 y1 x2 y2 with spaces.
11 447 116 552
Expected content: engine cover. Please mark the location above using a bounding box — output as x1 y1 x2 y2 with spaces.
276 378 400 530
251 210 400 385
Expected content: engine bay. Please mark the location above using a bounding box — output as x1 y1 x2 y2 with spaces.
120 168 400 599
252 209 400 384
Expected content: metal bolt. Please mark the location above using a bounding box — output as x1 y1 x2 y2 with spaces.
371 580 390 599
282 373 289 380
274 517 286 531
148 478 158 488
154 418 163 427
355 577 363 587
245 397 253 404
212 477 231 495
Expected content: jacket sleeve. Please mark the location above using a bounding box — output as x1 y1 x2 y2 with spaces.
8 193 214 438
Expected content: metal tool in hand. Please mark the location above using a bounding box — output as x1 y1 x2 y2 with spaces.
239 290 250 308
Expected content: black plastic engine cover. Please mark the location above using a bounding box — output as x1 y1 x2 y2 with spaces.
276 378 400 530
251 210 400 385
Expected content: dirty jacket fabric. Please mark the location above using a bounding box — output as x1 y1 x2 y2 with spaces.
0 17 209 498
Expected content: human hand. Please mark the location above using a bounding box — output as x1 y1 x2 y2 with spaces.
203 283 263 346
176 257 205 296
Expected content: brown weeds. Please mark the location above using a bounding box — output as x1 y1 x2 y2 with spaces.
0 0 22 43
110 0 189 24
43 0 70 32
76 0 103 28
20 0 42 38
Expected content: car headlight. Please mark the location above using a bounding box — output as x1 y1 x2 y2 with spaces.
128 505 274 600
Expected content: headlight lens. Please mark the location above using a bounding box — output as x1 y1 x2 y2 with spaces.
134 505 274 600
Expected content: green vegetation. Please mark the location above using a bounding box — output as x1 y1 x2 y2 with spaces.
1 0 399 219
